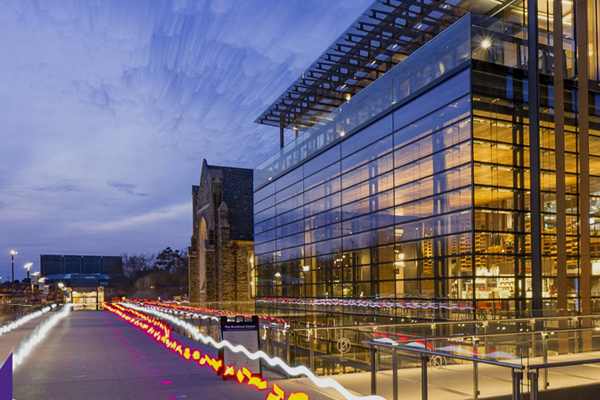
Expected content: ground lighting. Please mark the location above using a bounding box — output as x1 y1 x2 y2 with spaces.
121 303 387 400
0 304 56 337
13 304 73 371
105 304 295 399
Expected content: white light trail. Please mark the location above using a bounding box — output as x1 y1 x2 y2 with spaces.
13 304 73 371
144 304 220 322
121 303 386 400
0 304 56 337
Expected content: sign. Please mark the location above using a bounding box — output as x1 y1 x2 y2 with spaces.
337 338 351 356
220 316 261 378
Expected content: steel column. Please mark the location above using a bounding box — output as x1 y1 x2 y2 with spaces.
542 335 548 389
527 0 542 317
473 338 479 398
421 354 429 400
530 370 539 400
392 349 398 400
309 331 315 373
370 346 378 395
512 370 523 400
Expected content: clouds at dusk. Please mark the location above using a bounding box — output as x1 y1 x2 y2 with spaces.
0 0 372 278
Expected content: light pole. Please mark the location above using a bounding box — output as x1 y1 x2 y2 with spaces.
10 250 17 285
31 272 39 295
58 282 65 302
23 263 33 287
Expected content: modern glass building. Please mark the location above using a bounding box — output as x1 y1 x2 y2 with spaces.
253 0 600 323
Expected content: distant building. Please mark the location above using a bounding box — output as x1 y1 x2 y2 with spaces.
39 255 117 310
188 159 254 303
40 254 122 276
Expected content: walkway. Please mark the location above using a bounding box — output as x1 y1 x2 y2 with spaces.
6 309 600 400
8 311 340 400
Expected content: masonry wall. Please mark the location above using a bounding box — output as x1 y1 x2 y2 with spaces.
189 160 253 304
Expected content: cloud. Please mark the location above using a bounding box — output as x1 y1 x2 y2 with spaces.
0 0 373 278
108 181 148 197
34 183 80 193
84 201 190 233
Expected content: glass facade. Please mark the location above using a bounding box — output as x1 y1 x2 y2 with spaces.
254 9 600 323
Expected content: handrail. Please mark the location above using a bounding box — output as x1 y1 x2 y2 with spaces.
335 326 600 343
285 314 597 332
528 357 600 370
362 339 526 370
166 303 598 333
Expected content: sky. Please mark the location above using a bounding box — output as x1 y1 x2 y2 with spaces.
0 0 374 281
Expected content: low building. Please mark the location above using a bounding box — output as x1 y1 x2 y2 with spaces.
40 254 122 276
188 159 254 303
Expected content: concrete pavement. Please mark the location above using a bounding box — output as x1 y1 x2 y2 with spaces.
9 311 340 400
7 309 600 400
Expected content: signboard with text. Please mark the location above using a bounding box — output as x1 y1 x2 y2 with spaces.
219 315 261 378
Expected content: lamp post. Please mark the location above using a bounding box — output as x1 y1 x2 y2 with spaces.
31 271 39 294
10 250 17 285
58 282 65 302
24 262 33 287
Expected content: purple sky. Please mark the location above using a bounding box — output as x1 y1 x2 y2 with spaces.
0 0 373 281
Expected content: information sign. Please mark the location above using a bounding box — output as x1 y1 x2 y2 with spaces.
219 315 261 378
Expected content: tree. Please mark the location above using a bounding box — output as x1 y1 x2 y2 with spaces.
154 247 188 291
122 253 156 280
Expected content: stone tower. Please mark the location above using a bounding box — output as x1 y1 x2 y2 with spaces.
188 160 254 304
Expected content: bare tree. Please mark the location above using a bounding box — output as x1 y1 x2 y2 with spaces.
122 253 156 280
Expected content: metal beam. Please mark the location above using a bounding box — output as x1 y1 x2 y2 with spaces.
527 0 542 317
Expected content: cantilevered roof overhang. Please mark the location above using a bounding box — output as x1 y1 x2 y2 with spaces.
255 0 507 132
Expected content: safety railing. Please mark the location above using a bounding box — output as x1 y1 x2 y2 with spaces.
363 326 600 400
363 339 526 400
528 357 600 400
164 304 600 379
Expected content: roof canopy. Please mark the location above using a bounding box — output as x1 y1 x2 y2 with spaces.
255 0 509 131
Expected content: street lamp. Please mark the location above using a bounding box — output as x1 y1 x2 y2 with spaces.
31 271 40 294
24 262 33 285
57 282 65 302
10 250 17 284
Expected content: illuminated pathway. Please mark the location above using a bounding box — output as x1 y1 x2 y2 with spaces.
10 311 340 400
0 308 57 364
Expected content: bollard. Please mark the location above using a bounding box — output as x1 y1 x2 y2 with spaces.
529 370 539 400
370 346 378 395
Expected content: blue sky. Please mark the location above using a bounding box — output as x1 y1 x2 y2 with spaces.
0 0 373 280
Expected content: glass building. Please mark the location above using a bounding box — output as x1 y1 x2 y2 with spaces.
253 0 600 323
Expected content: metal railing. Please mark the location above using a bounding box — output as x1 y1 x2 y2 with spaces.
363 340 526 400
528 357 600 400
157 302 600 375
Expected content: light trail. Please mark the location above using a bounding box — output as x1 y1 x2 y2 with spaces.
256 297 475 311
13 304 73 371
0 304 56 337
122 302 387 400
